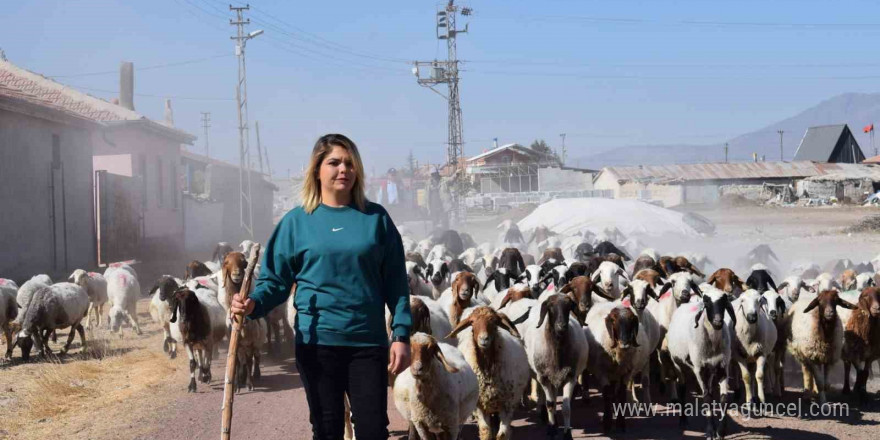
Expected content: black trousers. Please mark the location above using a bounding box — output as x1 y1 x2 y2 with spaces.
295 344 390 440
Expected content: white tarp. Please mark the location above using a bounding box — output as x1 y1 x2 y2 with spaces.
517 198 701 238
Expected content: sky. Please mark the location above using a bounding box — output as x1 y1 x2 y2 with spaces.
6 0 880 176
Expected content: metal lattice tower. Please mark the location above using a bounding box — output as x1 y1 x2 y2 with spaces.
413 1 470 221
230 5 262 239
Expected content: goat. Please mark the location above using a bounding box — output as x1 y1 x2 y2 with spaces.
148 275 182 358
170 286 226 392
438 272 481 327
185 260 213 280
707 268 746 298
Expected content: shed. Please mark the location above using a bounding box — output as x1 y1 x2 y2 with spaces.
793 124 865 163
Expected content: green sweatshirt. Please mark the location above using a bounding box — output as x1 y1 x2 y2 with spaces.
248 202 411 347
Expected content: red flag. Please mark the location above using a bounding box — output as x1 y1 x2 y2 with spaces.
865 123 874 133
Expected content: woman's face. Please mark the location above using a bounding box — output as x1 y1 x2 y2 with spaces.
319 146 356 195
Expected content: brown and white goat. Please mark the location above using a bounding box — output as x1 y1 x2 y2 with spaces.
707 268 747 298
185 260 212 280
842 287 880 402
558 276 615 326
170 287 226 392
440 272 481 327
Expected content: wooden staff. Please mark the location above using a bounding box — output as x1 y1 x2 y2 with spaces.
220 244 261 440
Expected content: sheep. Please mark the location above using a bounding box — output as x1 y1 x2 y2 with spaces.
434 229 466 256
840 269 859 292
425 244 451 263
69 269 108 329
11 283 89 360
185 260 213 280
417 238 434 260
537 247 565 267
438 272 482 327
103 262 138 282
408 295 455 345
406 252 428 269
218 252 248 316
745 265 777 293
633 269 663 289
584 302 649 433
148 275 182 358
841 286 880 402
761 289 793 398
497 247 526 279
812 272 841 292
186 275 219 293
459 247 483 268
855 272 876 291
594 241 630 261
777 275 813 303
591 261 630 299
673 256 705 278
447 306 530 440
406 261 433 298
646 271 704 400
235 316 267 393
788 289 856 404
619 280 662 405
426 259 452 300
707 268 746 298
632 255 660 277
392 333 478 440
1 279 19 359
240 239 258 255
667 285 735 439
402 236 417 254
106 268 142 336
16 274 51 312
557 276 616 325
523 294 589 440
727 289 778 405
211 241 234 264
479 269 518 305
169 286 226 392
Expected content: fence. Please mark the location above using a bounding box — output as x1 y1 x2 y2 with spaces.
465 189 613 212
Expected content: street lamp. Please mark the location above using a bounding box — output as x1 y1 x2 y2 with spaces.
248 29 264 39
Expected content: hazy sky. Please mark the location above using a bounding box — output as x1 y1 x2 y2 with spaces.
6 0 880 175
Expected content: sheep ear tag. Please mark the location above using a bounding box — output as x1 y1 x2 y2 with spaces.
622 298 632 308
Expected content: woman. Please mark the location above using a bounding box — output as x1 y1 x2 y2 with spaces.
231 134 412 440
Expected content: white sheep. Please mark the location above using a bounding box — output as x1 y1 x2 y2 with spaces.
426 259 451 300
69 269 108 329
619 280 662 405
855 272 875 291
667 285 735 439
584 301 649 433
106 268 142 335
16 274 52 312
392 333 478 440
448 306 530 440
103 262 137 281
727 289 778 404
591 261 630 299
12 283 89 360
761 289 793 398
787 289 855 404
408 295 455 346
523 294 589 439
426 244 451 263
777 275 812 303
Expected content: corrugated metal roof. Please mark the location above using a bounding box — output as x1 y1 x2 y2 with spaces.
0 59 194 143
793 124 846 161
602 161 827 182
805 163 880 181
467 143 537 163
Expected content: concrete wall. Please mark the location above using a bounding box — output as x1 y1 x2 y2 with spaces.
183 197 225 256
206 164 275 246
93 154 133 177
537 167 593 191
594 173 684 207
91 126 184 247
0 109 96 281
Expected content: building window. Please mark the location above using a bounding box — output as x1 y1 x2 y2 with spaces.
157 156 163 207
138 154 147 208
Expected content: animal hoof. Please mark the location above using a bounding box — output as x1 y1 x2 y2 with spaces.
169 351 177 360
188 381 196 393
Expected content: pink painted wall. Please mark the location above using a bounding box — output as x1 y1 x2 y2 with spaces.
93 154 133 177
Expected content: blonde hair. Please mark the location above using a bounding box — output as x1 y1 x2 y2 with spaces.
301 134 367 214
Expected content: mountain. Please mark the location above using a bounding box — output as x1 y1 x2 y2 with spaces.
572 93 880 169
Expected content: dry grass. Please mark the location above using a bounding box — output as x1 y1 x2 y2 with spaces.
0 301 189 440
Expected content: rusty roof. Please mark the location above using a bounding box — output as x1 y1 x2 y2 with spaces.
601 161 829 183
0 59 194 143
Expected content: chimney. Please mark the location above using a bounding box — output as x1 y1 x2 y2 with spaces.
164 99 174 126
493 137 498 149
119 61 134 110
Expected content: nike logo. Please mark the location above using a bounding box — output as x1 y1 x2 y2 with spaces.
332 227 344 232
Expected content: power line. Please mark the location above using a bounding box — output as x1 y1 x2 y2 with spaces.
491 14 880 30
48 54 232 78
63 83 234 101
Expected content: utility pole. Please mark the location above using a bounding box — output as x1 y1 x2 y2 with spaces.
778 130 784 162
413 1 471 224
559 133 567 166
230 5 263 238
724 143 729 163
200 112 211 159
255 121 265 174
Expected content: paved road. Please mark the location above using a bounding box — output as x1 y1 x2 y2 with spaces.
138 342 880 440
